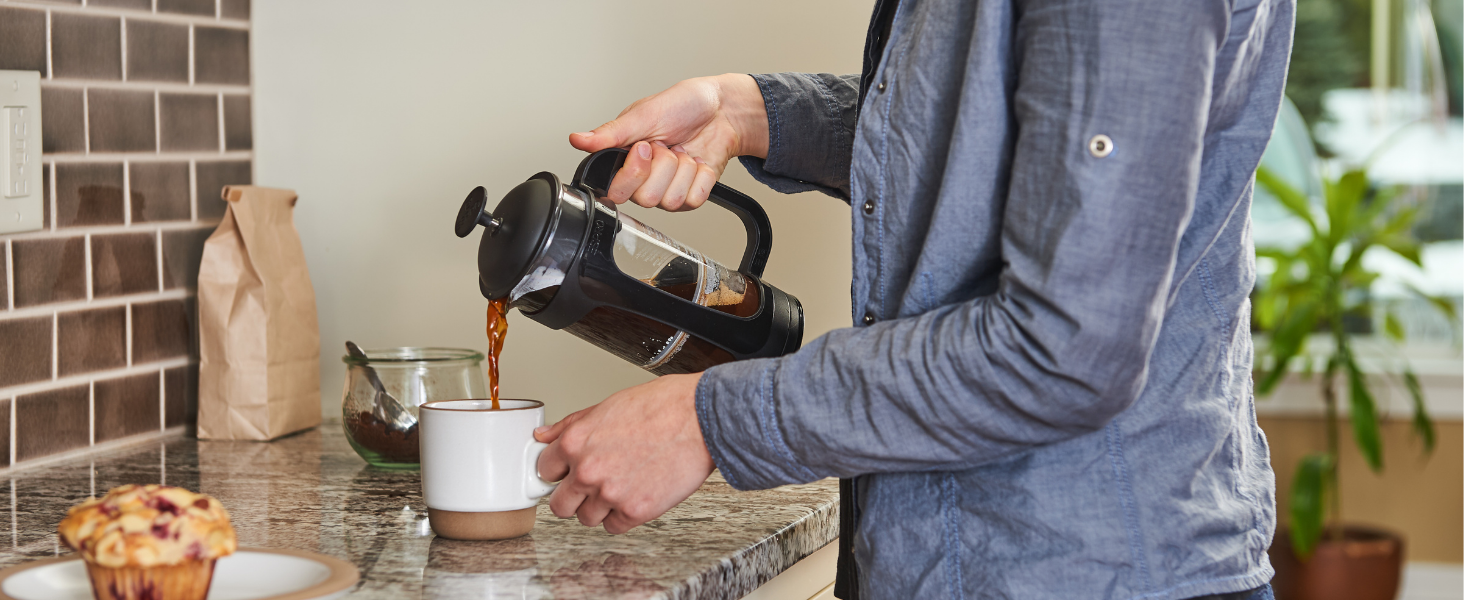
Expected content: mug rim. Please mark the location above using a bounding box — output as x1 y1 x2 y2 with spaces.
420 399 543 412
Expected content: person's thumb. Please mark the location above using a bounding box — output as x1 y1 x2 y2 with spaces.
569 113 654 153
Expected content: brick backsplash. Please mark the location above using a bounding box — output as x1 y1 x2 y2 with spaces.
0 0 252 470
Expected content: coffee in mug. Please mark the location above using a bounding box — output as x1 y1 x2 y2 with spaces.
420 399 557 540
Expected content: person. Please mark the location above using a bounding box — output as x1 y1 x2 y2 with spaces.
533 0 1295 597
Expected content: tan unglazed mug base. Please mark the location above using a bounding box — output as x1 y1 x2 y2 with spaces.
428 506 537 540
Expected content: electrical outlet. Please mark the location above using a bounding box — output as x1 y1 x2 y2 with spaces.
0 70 43 234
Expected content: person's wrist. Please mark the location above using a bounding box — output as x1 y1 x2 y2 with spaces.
716 73 769 159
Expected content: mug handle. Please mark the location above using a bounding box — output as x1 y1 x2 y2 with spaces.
524 441 558 499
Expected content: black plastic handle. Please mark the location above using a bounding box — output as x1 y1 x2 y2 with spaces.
570 148 773 277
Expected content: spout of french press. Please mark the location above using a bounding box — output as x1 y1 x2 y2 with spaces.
454 186 502 238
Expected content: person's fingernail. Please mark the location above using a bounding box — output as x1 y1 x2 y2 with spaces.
653 140 668 148
637 142 652 160
672 145 687 154
573 131 594 138
694 157 706 164
534 426 549 435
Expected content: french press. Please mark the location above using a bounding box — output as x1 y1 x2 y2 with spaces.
454 148 804 375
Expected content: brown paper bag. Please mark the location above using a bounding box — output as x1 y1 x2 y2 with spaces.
197 185 321 440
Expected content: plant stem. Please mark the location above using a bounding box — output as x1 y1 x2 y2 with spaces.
1321 355 1340 539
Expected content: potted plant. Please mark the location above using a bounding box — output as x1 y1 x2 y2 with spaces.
1252 164 1455 600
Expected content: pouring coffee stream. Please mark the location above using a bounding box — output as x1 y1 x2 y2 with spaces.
456 148 804 379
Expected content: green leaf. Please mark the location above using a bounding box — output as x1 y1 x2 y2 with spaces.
1407 284 1459 323
1345 356 1384 472
1256 299 1322 395
1384 311 1406 342
1377 236 1423 267
1289 453 1333 559
1256 166 1319 233
1404 369 1436 454
1325 170 1369 241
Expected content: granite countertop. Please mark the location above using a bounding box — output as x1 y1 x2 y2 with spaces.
0 426 839 599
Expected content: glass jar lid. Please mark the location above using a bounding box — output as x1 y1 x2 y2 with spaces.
341 346 484 367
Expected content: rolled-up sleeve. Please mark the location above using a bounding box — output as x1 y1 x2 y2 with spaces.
700 0 1237 490
738 73 860 201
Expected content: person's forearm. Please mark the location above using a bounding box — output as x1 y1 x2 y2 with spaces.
713 73 769 159
737 73 861 200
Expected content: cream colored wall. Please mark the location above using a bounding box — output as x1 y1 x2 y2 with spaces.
1261 416 1464 563
251 1 865 422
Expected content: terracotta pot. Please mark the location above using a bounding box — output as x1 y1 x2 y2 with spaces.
1269 524 1404 600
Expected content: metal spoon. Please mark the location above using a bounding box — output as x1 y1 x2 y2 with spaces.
345 341 417 434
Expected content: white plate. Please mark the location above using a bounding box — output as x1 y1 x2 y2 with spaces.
0 548 359 600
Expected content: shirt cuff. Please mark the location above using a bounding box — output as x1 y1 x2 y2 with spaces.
738 73 858 201
696 356 821 491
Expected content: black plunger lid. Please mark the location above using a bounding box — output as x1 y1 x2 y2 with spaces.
456 175 558 299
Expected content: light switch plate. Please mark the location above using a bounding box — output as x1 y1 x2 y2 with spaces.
0 70 43 234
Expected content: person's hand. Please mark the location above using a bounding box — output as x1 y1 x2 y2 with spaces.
534 373 712 534
569 74 768 211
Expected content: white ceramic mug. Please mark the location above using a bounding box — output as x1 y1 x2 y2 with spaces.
419 399 556 540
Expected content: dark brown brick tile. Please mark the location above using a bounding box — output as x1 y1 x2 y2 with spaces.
223 95 252 151
95 373 160 442
0 8 47 73
130 162 191 222
126 21 189 83
11 236 85 307
195 161 250 220
221 0 250 20
194 27 250 85
55 162 124 227
0 243 6 309
159 93 220 152
41 87 86 154
0 317 52 388
92 232 158 298
42 163 51 229
88 89 156 153
162 227 213 289
131 299 191 364
0 398 10 467
58 306 126 376
52 13 122 80
164 364 197 428
16 385 89 462
91 0 153 9
157 0 214 16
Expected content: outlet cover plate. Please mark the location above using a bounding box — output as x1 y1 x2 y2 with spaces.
0 70 43 234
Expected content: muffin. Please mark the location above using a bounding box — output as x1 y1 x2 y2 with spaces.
58 485 237 600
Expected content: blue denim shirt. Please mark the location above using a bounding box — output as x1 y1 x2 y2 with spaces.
694 0 1294 597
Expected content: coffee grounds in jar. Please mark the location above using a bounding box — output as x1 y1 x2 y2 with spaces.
346 411 419 463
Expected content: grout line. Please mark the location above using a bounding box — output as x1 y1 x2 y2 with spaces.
120 18 128 82
155 229 163 292
0 358 191 400
159 439 165 485
124 303 132 367
8 397 14 469
153 90 160 153
83 233 92 300
48 161 55 233
81 88 90 154
188 160 197 221
122 160 131 226
188 25 195 86
0 427 185 477
216 93 225 153
1 220 218 244
43 150 254 163
35 5 251 28
87 381 94 446
5 240 13 311
89 460 94 498
50 312 57 381
4 288 190 321
42 80 250 95
153 0 158 13
44 11 52 80
214 0 220 20
8 480 14 549
157 370 165 431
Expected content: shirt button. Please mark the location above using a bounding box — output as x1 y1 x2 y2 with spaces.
877 82 887 92
1088 134 1114 158
862 312 876 325
862 199 875 215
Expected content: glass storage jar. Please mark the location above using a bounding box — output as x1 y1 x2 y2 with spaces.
341 347 486 469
